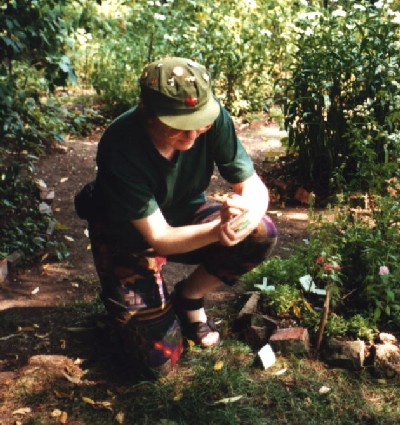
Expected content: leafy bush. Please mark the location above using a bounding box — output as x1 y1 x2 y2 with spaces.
71 0 299 116
0 171 68 261
280 0 400 195
245 187 400 337
259 284 302 317
242 255 307 289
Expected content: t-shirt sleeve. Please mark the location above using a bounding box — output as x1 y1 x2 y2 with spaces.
212 106 255 183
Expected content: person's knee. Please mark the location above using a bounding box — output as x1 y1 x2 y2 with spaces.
245 215 278 257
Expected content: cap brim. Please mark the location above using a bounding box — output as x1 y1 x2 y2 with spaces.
157 96 220 131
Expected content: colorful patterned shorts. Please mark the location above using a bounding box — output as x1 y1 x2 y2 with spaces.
88 202 277 377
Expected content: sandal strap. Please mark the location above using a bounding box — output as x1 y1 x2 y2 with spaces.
171 281 220 347
184 320 220 346
172 280 204 311
179 296 204 311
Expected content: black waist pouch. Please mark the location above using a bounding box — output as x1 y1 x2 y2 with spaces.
74 181 99 220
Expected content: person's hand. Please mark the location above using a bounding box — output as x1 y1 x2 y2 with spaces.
219 195 256 246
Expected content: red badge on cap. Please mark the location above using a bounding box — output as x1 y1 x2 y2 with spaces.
184 96 198 107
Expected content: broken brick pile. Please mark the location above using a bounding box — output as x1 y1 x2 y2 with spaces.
235 292 400 380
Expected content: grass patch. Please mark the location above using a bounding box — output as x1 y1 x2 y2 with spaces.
3 300 399 424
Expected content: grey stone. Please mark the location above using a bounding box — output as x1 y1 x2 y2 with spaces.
371 343 400 380
322 338 365 370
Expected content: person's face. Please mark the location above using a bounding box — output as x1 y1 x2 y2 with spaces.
150 117 212 151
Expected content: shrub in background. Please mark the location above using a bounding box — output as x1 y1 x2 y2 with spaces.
280 0 400 196
71 0 300 116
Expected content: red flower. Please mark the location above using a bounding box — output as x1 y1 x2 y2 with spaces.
324 264 334 271
316 256 324 264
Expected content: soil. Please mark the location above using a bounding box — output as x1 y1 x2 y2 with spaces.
0 118 310 421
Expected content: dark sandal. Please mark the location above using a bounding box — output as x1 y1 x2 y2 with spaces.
170 281 220 348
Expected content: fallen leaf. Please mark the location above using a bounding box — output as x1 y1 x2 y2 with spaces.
304 396 312 406
55 222 69 231
213 395 243 405
115 411 125 424
273 368 287 376
187 339 195 348
82 396 95 405
31 287 40 295
60 411 68 424
64 235 75 242
12 407 32 415
213 360 224 371
60 177 68 183
35 332 50 339
319 385 331 395
17 326 35 332
63 371 81 384
65 326 95 332
293 304 301 318
50 409 62 418
173 391 183 401
82 397 113 411
54 389 74 399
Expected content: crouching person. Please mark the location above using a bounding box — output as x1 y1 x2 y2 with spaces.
75 57 277 379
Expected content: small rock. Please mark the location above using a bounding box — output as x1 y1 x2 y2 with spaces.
39 202 52 214
378 333 397 344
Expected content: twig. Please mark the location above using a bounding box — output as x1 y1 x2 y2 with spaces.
316 283 332 352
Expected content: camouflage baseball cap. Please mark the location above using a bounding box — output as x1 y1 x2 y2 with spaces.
139 57 220 131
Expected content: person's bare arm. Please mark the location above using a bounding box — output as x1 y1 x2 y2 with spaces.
219 173 269 246
132 208 221 256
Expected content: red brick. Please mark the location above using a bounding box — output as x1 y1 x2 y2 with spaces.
269 327 310 355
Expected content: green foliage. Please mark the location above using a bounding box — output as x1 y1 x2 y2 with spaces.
0 170 68 261
70 0 297 116
246 187 400 337
0 1 106 263
0 0 75 89
347 314 377 341
325 313 377 341
280 0 400 195
242 255 307 289
324 313 349 338
260 284 302 317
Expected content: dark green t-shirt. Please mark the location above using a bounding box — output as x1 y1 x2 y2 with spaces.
95 103 254 228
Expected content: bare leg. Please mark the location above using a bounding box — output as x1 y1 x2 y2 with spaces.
175 265 221 346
